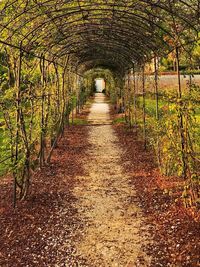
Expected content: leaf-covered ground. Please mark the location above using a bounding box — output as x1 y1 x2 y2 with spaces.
114 124 200 267
0 94 199 267
0 123 90 266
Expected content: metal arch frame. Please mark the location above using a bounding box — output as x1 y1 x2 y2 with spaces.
26 19 164 47
1 4 176 39
76 59 126 77
0 0 199 74
1 1 197 36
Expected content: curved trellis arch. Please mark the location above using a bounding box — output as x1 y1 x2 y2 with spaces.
0 0 199 74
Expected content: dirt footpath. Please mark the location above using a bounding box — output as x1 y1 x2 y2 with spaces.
72 94 151 266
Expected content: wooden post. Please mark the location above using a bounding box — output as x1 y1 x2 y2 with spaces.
76 74 80 114
142 65 147 150
189 55 193 90
176 46 187 178
60 65 66 135
14 42 23 207
54 63 61 115
133 65 137 127
40 56 45 168
62 57 68 128
66 71 70 126
154 55 159 120
127 70 131 127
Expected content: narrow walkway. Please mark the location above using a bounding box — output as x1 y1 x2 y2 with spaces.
73 94 150 266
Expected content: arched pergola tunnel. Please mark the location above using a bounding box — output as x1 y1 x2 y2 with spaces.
0 1 199 205
0 1 199 74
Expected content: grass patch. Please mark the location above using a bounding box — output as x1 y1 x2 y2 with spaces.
0 129 11 176
69 117 88 125
137 96 167 117
112 116 126 125
195 107 200 121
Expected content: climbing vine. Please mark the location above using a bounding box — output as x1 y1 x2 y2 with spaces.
0 47 90 206
122 62 200 208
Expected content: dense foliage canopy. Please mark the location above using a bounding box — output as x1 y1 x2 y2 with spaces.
0 0 199 74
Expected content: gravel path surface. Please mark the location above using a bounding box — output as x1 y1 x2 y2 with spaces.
73 94 151 266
